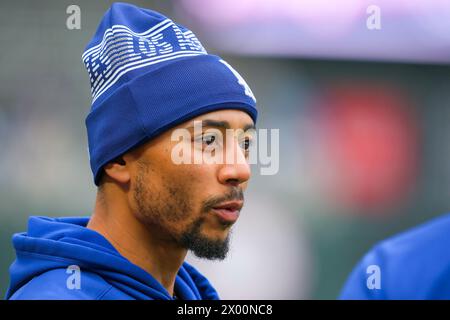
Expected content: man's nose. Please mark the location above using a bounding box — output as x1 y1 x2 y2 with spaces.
217 141 251 186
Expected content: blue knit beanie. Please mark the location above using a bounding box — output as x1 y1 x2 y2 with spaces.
82 2 257 185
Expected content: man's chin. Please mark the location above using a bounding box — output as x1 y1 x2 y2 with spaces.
181 231 231 261
190 244 230 261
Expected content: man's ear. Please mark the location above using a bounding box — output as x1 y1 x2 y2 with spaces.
103 156 130 184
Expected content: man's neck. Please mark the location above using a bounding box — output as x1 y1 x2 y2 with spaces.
86 194 187 297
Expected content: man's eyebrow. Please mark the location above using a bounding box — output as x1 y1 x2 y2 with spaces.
186 120 256 131
243 123 256 132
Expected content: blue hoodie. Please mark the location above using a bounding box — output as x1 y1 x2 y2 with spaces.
340 213 450 300
6 216 220 300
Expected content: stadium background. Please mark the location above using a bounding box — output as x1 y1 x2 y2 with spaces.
0 0 449 299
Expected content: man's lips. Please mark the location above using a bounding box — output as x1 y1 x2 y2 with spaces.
211 201 243 224
212 201 243 211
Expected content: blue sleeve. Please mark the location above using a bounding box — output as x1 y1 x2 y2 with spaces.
8 268 115 300
339 247 386 300
340 214 450 300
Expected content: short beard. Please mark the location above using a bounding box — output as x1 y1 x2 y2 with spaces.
180 217 232 260
133 161 241 260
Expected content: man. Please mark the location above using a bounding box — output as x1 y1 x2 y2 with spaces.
6 2 257 300
340 213 450 299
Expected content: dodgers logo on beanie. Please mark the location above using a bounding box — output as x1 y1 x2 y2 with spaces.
82 2 257 185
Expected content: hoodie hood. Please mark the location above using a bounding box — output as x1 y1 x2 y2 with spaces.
6 216 219 300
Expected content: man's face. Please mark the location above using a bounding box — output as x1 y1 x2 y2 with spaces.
127 109 255 260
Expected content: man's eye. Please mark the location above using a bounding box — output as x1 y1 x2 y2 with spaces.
202 134 217 145
241 137 253 151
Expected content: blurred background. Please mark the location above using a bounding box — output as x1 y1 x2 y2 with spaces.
1 0 450 299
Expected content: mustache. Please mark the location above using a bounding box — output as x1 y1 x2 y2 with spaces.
202 187 244 213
